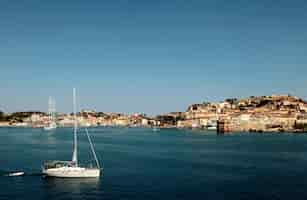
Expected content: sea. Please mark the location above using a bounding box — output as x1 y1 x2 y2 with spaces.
0 127 307 200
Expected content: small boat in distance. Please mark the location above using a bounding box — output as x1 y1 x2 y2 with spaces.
43 122 57 131
8 171 24 177
44 96 57 131
42 88 101 178
152 126 160 132
207 125 217 131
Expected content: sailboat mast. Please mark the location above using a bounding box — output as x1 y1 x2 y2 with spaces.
72 88 78 166
48 96 52 121
52 98 56 123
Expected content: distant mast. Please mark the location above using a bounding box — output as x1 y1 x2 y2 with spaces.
44 96 57 131
72 88 78 166
48 96 56 122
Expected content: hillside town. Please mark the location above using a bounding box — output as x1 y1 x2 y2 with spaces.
1 95 307 133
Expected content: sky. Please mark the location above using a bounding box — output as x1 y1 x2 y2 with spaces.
0 0 307 115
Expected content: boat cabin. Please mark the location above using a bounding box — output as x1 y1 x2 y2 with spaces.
43 161 77 169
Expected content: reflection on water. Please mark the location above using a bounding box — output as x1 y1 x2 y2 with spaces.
42 177 102 199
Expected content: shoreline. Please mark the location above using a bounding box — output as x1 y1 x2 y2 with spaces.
1 95 307 133
0 124 306 134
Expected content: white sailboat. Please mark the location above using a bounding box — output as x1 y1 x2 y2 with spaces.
44 96 57 131
42 88 101 178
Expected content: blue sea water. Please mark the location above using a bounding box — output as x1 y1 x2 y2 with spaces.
0 127 307 200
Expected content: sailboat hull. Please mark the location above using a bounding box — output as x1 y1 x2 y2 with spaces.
43 126 56 131
44 122 57 131
43 167 100 178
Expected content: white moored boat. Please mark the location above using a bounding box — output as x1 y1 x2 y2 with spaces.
8 171 25 177
42 88 101 178
44 122 57 131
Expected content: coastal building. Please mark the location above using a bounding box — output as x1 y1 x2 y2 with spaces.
113 116 130 126
58 116 75 127
141 118 149 126
0 122 10 127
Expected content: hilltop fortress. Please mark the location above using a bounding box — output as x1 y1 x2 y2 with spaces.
176 95 307 132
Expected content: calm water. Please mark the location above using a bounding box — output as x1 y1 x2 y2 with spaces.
0 127 307 200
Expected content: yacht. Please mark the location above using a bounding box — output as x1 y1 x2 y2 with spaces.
42 88 101 178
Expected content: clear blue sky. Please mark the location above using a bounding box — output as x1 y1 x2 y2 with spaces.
0 0 307 115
